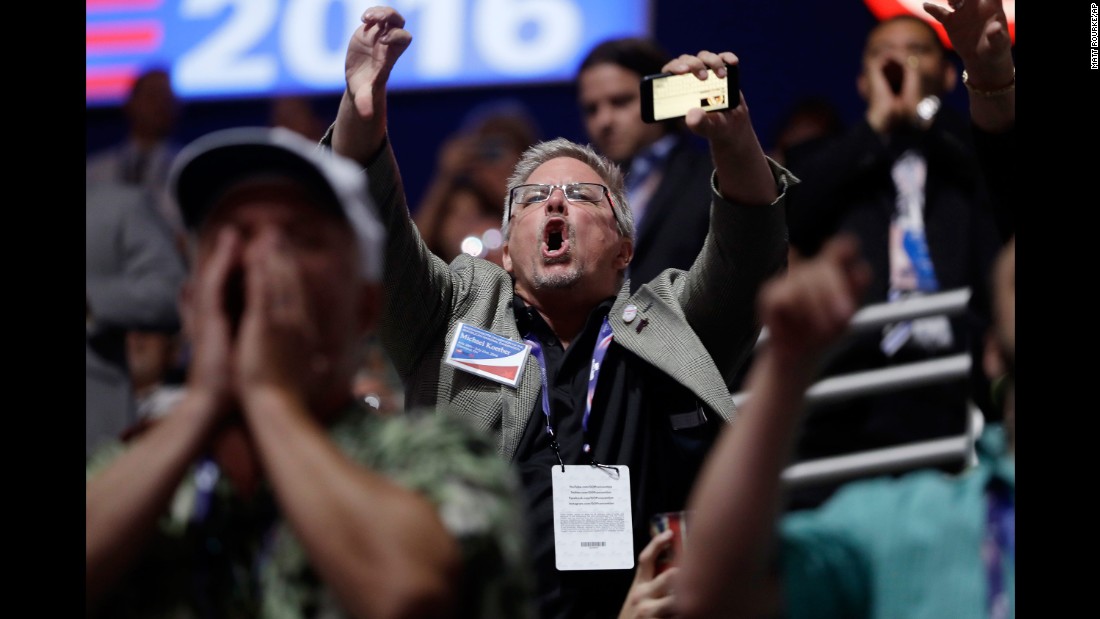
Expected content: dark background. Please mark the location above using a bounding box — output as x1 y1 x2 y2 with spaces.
85 0 983 212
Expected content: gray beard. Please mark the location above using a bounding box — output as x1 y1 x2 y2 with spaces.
532 265 581 289
532 247 581 288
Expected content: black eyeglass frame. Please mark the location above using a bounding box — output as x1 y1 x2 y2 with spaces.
505 182 615 222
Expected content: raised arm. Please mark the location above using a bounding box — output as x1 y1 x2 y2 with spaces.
86 227 240 613
327 5 474 378
674 236 871 619
330 6 411 166
657 51 792 380
669 51 777 207
924 0 1015 240
233 228 463 619
924 0 1015 134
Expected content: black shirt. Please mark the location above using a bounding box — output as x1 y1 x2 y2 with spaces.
512 297 722 619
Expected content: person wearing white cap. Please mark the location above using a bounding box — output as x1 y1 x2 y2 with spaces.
85 126 534 619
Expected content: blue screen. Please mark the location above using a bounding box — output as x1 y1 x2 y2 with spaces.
86 0 652 106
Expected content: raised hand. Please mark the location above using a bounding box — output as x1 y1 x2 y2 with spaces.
757 234 871 367
923 0 1013 132
662 51 748 143
923 0 1013 79
661 50 777 207
333 5 413 165
863 52 927 133
619 530 679 619
345 5 413 120
184 227 242 418
236 228 315 411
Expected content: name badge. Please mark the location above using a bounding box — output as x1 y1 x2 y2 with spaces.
444 322 531 388
552 465 634 570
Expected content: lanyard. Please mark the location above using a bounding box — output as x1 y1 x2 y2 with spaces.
191 456 220 523
524 316 614 470
984 483 1014 619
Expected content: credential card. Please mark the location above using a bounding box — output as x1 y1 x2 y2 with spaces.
551 464 634 570
444 322 530 388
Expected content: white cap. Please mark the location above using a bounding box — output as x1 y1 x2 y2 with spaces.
169 126 384 283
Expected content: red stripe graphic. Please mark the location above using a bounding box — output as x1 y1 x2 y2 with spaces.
453 361 520 381
86 0 162 12
86 66 139 101
87 21 163 54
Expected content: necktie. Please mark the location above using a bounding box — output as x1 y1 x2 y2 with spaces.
881 150 953 356
625 149 663 229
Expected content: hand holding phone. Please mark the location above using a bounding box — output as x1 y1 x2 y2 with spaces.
649 510 690 574
640 64 739 124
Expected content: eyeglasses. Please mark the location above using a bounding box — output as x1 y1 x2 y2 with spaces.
506 182 612 220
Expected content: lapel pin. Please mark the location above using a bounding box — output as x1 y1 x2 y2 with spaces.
622 304 638 323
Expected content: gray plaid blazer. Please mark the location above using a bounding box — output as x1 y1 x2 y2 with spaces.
364 140 794 462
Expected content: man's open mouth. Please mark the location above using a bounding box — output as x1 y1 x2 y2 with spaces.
542 218 571 261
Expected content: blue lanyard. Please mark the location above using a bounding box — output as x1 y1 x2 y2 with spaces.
191 456 220 523
524 317 614 470
984 483 1014 619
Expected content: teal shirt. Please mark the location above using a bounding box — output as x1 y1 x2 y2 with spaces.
780 424 1015 619
87 406 536 619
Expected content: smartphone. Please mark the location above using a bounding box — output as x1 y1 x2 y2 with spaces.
640 64 739 124
649 510 690 575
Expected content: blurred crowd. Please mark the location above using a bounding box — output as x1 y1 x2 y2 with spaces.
87 1 1015 617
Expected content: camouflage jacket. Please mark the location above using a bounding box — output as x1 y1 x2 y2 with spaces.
87 405 535 619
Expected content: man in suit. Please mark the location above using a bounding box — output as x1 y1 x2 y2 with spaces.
86 67 186 244
575 37 715 291
674 235 1015 619
782 14 1002 501
326 6 792 618
86 181 187 458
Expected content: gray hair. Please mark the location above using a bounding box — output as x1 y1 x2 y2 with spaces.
500 137 633 241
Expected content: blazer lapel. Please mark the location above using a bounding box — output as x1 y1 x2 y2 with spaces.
610 282 735 422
